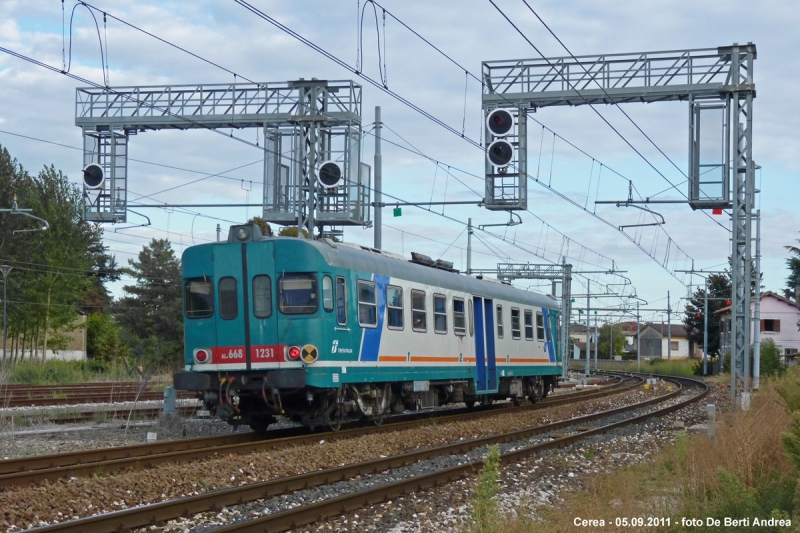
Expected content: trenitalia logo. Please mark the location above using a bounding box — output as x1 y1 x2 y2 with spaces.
331 340 353 354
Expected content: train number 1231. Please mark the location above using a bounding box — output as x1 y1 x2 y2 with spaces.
254 347 275 360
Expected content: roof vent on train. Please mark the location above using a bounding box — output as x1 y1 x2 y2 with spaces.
409 252 458 272
228 224 263 243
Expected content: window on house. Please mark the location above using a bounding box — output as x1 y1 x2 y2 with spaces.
434 294 447 333
762 319 781 332
511 308 521 339
252 275 272 318
524 310 534 340
536 312 545 341
453 298 466 336
412 290 426 332
386 285 404 329
219 277 238 320
357 280 377 327
335 277 347 325
496 305 504 338
670 341 679 351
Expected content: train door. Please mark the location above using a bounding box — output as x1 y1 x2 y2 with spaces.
213 243 248 369
472 296 498 393
245 241 280 368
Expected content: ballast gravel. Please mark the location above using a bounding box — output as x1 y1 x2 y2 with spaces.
1 383 662 531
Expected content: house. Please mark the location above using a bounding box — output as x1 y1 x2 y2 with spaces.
717 291 800 364
646 323 698 359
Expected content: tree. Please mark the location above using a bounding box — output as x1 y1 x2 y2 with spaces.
759 338 786 378
0 145 115 360
246 216 272 236
683 273 731 356
786 233 800 300
596 324 625 358
278 226 309 238
114 239 183 369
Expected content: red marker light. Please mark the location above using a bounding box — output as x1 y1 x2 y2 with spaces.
712 208 723 215
195 349 210 364
726 300 731 306
288 346 301 360
696 313 702 319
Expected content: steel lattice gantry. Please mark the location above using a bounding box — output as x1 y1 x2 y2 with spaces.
75 79 370 233
482 43 757 400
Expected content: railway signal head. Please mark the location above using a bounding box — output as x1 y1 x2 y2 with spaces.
317 161 344 188
83 163 104 189
486 108 514 137
487 139 514 168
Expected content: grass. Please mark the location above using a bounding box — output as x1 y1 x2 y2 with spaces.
0 359 169 385
592 358 697 377
492 375 798 532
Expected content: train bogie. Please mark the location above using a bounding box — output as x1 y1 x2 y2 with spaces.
174 224 562 430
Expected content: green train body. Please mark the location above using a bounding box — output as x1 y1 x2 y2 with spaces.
174 224 562 430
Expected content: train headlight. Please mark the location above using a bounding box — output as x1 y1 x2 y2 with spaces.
193 348 211 364
287 346 301 361
237 228 248 240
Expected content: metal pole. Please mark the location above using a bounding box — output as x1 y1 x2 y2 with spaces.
703 277 709 376
667 290 672 361
466 218 472 275
1 265 11 364
610 320 613 360
593 312 598 371
753 209 761 389
373 106 382 249
216 224 221 242
637 301 641 372
561 262 571 381
585 279 590 377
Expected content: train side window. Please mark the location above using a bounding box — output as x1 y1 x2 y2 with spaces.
511 308 521 339
386 285 404 330
411 290 426 332
468 299 474 337
536 312 546 341
252 275 272 318
322 276 334 312
453 297 466 336
185 278 214 319
496 305 504 338
278 273 318 315
335 277 347 325
219 277 238 320
357 280 377 327
433 294 447 334
524 310 534 341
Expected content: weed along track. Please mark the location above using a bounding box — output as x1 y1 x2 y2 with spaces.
0 374 706 533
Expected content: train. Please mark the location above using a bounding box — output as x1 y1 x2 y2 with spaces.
173 223 563 431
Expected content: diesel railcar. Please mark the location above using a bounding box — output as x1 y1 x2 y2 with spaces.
173 224 562 431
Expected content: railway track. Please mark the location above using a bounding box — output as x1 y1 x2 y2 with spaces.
16 373 704 533
0 382 193 408
0 375 637 488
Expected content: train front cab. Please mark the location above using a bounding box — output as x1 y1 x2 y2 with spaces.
176 224 309 429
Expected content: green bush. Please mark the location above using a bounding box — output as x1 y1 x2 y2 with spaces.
760 338 787 378
5 359 133 384
468 445 501 533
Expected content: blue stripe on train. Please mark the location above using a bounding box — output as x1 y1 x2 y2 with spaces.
543 308 556 363
360 274 389 361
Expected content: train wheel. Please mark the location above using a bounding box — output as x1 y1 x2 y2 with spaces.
248 415 274 433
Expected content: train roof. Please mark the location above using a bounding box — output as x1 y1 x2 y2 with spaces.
287 237 559 310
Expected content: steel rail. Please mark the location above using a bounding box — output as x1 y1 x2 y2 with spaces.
0 392 195 408
17 376 680 533
0 377 638 488
212 375 707 533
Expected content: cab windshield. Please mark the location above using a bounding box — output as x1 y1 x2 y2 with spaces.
278 273 318 314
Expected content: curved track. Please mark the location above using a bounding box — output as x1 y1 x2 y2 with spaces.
11 374 706 533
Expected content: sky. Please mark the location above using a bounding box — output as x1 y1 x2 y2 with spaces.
1 0 798 324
